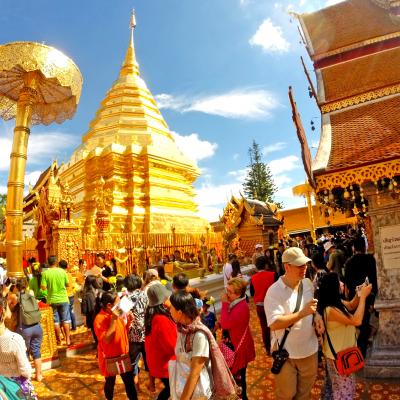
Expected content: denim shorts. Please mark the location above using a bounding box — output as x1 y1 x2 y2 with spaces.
21 323 43 360
51 302 71 325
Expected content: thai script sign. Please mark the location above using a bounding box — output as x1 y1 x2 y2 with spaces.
380 224 400 270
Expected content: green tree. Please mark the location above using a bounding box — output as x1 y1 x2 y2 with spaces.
0 194 6 217
243 140 281 206
0 194 6 232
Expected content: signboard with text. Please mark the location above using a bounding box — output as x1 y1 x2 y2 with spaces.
380 224 400 270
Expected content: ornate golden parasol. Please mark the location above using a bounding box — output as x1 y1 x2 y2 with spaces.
0 41 82 277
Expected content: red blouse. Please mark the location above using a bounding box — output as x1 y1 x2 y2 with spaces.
145 314 177 378
220 299 256 374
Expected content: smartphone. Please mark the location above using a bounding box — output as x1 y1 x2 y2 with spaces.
365 277 369 285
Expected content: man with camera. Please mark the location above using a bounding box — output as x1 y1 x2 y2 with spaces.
264 247 319 400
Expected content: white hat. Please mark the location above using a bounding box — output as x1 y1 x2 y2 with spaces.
255 243 263 249
147 268 159 278
324 242 335 252
282 247 311 266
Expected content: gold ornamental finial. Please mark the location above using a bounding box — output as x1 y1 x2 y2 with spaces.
120 9 139 77
130 9 137 30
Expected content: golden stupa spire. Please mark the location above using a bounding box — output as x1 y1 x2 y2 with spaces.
120 9 139 77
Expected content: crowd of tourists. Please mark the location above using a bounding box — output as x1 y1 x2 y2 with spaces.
0 225 377 400
230 227 376 400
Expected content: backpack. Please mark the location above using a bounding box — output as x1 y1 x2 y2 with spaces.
0 375 28 400
19 292 41 326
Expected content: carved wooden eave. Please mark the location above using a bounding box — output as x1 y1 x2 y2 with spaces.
23 160 59 221
242 197 256 216
220 198 243 229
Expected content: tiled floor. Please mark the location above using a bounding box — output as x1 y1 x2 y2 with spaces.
34 304 400 399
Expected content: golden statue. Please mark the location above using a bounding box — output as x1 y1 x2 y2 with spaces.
115 239 129 276
134 242 146 277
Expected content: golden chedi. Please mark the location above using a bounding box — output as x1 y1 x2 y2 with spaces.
60 12 207 234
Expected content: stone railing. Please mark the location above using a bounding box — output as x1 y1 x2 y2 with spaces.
189 264 256 312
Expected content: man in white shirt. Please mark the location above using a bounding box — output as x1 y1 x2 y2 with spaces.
223 253 236 287
265 247 319 400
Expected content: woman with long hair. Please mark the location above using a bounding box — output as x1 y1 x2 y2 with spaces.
144 283 177 400
0 294 37 399
231 260 243 279
220 277 255 400
317 272 372 399
93 291 137 400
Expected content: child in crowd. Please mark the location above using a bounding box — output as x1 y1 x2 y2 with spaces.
201 297 216 337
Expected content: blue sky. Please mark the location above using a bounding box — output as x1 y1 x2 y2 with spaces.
0 0 343 221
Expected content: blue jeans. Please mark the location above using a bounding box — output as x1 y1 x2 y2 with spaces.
21 323 43 360
68 296 77 330
51 302 71 325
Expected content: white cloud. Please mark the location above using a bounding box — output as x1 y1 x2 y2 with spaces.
263 142 286 155
0 186 7 195
249 19 290 53
154 94 185 111
325 0 345 6
290 0 345 12
195 183 242 209
228 168 249 182
0 127 77 171
156 89 280 120
188 90 278 119
195 182 242 221
25 171 42 187
233 153 240 161
170 131 218 163
268 155 300 175
274 174 292 187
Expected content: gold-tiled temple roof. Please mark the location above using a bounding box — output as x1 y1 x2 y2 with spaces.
300 0 400 60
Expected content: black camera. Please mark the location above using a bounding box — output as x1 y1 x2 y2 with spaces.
5 277 17 287
271 349 289 375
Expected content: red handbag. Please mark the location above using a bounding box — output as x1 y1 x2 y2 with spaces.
324 314 364 376
219 326 248 369
219 342 235 368
334 347 364 376
104 354 133 376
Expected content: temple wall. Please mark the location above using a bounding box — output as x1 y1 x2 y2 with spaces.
364 183 400 377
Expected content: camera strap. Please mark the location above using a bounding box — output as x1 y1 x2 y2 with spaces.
277 280 303 351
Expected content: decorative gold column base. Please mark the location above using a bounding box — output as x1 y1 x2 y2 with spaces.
39 306 59 370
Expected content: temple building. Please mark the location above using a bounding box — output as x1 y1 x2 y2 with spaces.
281 205 357 236
215 195 283 255
294 0 400 377
58 13 207 235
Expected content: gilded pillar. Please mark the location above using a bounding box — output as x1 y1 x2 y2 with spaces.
6 74 38 278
